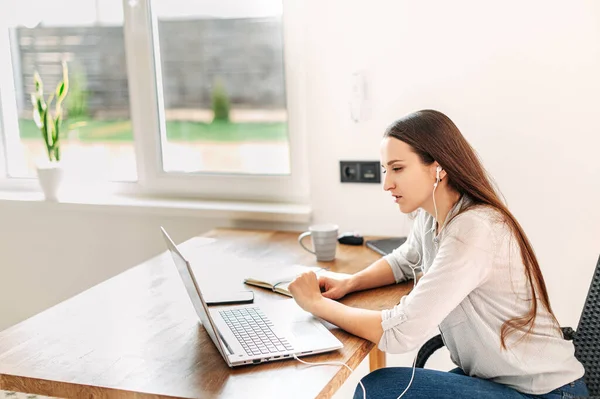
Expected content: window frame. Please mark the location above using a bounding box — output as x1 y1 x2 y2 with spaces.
0 0 310 204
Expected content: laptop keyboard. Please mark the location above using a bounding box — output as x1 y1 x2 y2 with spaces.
219 307 294 356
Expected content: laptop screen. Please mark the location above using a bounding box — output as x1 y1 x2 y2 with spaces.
160 227 229 360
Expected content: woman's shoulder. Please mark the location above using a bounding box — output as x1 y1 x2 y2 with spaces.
460 203 505 224
413 199 503 226
446 202 509 245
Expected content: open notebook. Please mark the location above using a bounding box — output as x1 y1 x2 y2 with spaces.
244 264 325 297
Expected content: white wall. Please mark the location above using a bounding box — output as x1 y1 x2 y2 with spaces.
303 0 600 329
1 0 599 376
0 201 305 331
0 202 216 331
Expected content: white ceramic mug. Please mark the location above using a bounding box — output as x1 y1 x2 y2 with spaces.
298 224 338 262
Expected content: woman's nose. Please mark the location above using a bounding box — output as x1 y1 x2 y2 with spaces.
383 173 395 191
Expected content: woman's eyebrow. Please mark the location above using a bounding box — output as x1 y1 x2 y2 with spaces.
386 159 404 166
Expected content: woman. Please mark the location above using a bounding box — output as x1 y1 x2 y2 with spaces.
287 110 587 399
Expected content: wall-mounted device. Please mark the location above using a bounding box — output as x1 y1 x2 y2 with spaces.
340 161 381 183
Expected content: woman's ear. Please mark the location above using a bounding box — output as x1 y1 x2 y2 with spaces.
439 168 447 181
433 163 447 181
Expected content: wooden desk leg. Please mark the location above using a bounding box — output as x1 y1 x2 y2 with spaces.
369 347 386 371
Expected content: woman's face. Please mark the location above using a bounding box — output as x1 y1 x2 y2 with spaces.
380 137 437 213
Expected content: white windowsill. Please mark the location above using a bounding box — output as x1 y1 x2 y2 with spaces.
0 189 312 223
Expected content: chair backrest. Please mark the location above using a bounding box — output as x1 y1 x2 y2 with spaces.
573 254 600 395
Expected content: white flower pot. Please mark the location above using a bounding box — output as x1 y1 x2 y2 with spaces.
36 162 64 201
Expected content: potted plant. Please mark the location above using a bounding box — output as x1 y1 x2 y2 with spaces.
31 61 69 201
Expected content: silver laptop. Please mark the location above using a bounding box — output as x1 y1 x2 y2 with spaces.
160 227 343 367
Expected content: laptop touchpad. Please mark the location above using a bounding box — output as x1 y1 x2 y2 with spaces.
289 321 324 348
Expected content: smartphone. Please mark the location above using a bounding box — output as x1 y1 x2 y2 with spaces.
204 290 254 306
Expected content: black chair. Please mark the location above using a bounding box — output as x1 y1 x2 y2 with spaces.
415 254 600 398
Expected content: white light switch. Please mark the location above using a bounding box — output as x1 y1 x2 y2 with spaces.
349 70 367 123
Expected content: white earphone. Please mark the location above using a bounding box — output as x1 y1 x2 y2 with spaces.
428 165 443 237
433 165 442 188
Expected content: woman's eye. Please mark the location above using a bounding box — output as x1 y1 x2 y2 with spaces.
381 167 403 174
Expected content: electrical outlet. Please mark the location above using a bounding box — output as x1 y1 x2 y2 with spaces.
340 161 381 183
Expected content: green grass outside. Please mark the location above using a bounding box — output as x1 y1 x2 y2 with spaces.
18 118 288 143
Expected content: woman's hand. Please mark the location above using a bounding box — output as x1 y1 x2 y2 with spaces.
288 271 325 313
318 272 355 300
289 271 384 344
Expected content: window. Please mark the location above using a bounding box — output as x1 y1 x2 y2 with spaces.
0 1 137 182
0 0 308 203
153 0 290 175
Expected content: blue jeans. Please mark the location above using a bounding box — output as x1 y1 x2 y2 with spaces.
353 367 589 399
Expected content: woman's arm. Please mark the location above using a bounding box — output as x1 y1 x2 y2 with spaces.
291 231 423 342
289 271 384 344
335 218 425 296
308 258 410 343
314 298 383 344
349 257 398 292
290 212 496 352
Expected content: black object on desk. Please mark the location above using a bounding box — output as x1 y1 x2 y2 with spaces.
338 232 364 245
365 237 407 256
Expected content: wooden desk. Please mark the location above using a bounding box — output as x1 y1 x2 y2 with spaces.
0 229 411 399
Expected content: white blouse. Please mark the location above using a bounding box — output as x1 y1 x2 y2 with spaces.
380 195 584 394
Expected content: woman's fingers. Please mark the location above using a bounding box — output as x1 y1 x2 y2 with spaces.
318 275 330 291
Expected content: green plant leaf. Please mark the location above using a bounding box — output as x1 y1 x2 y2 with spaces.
32 70 60 162
52 62 69 147
48 112 56 143
38 110 49 150
56 81 66 101
53 112 61 143
33 71 43 96
57 61 69 103
32 95 43 129
42 109 52 161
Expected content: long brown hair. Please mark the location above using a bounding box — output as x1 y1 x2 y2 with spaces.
384 109 558 349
